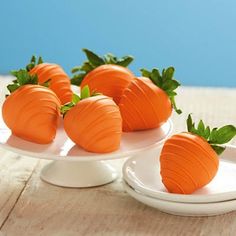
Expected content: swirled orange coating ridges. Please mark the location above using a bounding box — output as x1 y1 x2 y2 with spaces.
63 95 122 153
2 85 61 144
81 65 134 104
119 77 172 132
160 132 219 194
29 63 73 104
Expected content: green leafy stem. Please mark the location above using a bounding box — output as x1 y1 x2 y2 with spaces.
7 69 50 94
61 85 101 116
187 114 236 155
7 69 39 94
6 55 44 94
71 48 134 86
141 67 182 114
26 55 44 72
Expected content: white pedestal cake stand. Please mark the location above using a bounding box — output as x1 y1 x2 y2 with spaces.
0 114 173 188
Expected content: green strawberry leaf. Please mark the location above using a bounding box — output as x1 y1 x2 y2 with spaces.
6 56 44 94
7 84 20 93
197 120 205 134
60 102 74 117
72 93 81 104
209 125 236 144
151 69 162 87
61 85 100 117
140 68 151 78
187 114 194 132
26 55 43 71
116 55 134 67
38 56 43 64
186 114 236 155
104 53 117 64
80 61 95 72
162 79 180 92
203 126 211 140
163 67 175 81
71 73 86 86
71 48 134 86
208 128 218 143
12 69 38 85
71 66 81 74
7 69 39 94
141 67 182 114
61 93 81 116
211 145 226 155
82 48 105 67
81 85 90 99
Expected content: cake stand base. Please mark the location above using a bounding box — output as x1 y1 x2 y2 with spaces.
40 160 118 188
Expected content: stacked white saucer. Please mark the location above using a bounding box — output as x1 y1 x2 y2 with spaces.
122 145 236 216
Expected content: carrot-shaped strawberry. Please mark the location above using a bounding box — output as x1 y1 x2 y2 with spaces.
2 70 61 144
26 56 73 104
71 49 135 104
119 67 181 132
160 114 236 194
61 86 122 153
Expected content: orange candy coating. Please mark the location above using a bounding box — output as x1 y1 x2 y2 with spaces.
80 64 134 104
2 85 61 144
29 63 73 104
160 132 219 194
119 77 172 132
63 95 122 153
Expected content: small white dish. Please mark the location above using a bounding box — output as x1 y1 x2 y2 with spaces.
123 181 236 216
123 145 236 203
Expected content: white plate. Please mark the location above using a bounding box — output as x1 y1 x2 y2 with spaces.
123 145 236 203
0 118 172 161
123 181 236 216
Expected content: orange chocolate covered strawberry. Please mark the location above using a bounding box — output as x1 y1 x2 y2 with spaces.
61 86 122 153
2 70 61 144
71 49 134 104
160 115 236 194
119 67 182 131
27 56 73 104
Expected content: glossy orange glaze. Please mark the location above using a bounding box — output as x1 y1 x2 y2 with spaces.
160 132 219 194
63 95 122 153
118 77 172 132
80 65 134 104
29 63 72 104
2 85 61 144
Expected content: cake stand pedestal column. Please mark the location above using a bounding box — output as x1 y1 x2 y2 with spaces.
40 160 118 188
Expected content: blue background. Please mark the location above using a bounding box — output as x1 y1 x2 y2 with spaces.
0 0 235 87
